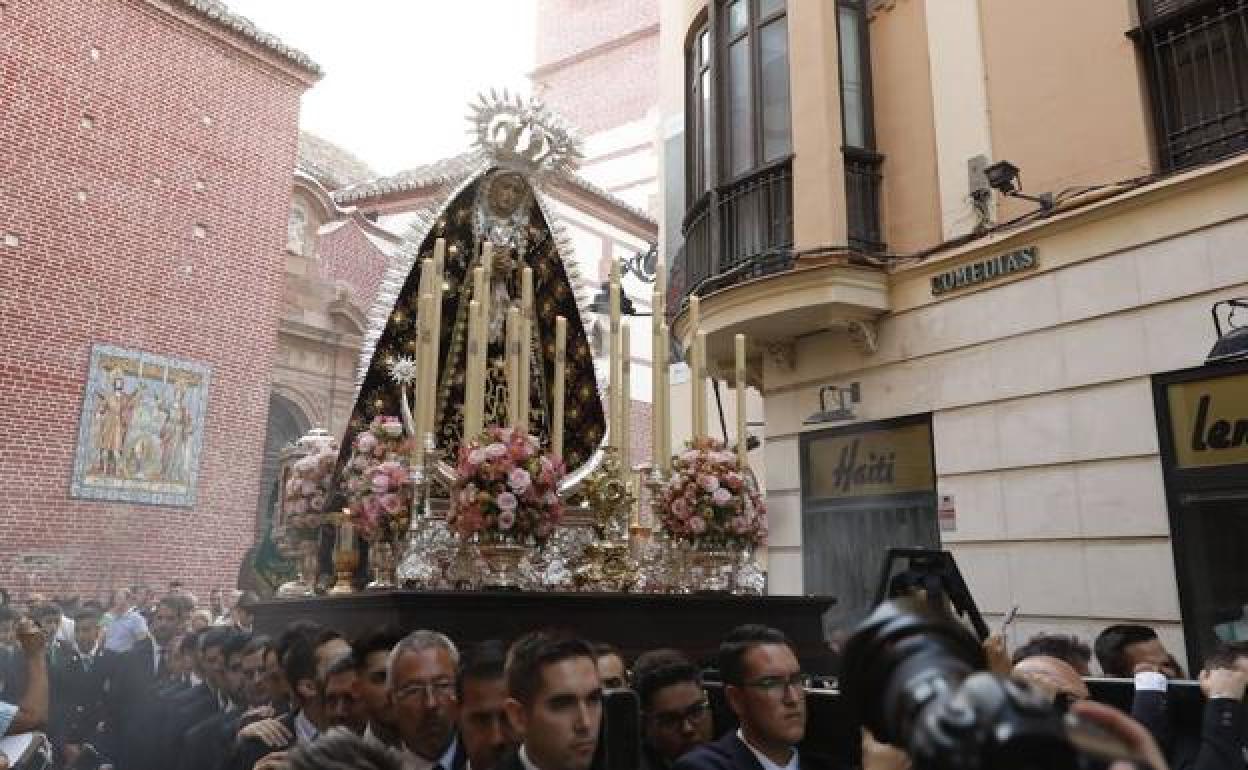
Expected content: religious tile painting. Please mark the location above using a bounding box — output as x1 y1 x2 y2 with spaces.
70 344 211 507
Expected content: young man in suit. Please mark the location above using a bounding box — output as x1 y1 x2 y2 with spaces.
499 631 602 770
458 640 517 770
353 626 403 749
52 608 107 767
225 622 339 770
633 649 713 770
674 625 831 770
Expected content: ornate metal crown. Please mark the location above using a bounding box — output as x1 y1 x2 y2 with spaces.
468 89 583 178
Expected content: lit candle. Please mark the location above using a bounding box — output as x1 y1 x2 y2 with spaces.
506 306 521 428
735 334 748 469
621 322 631 474
553 315 566 459
464 299 483 441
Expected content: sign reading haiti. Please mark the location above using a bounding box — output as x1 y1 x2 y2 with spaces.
930 246 1038 296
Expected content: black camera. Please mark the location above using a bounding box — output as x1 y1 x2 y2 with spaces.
841 600 1136 770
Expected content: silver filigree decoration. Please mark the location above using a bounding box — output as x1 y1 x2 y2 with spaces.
468 90 583 180
387 355 419 386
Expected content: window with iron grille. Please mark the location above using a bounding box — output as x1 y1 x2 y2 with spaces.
1134 0 1248 171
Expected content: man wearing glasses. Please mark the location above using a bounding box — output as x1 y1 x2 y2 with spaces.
389 630 467 770
633 649 713 770
675 625 831 770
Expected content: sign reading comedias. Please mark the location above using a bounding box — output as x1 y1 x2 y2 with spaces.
806 420 934 500
931 246 1037 296
1166 371 1248 469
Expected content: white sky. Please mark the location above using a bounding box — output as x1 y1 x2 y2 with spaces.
225 0 538 175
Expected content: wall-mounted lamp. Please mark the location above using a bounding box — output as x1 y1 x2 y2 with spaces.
803 382 861 425
1208 298 1248 363
984 160 1054 212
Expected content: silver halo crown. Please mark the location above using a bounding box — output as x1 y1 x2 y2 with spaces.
468 89 583 179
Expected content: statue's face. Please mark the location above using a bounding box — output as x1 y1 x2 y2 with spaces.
488 173 526 217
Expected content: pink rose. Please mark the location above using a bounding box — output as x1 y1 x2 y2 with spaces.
356 432 378 453
371 473 390 493
712 487 732 506
699 474 720 493
380 493 402 514
670 498 688 519
497 491 518 512
688 516 707 534
508 468 532 494
498 510 516 530
486 443 508 459
468 448 486 466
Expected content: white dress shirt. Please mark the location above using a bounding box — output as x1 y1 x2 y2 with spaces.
738 729 799 770
400 734 459 770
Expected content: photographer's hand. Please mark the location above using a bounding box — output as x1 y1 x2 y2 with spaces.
983 633 1011 676
1070 700 1169 770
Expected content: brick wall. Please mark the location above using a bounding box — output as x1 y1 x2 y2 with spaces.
535 0 658 69
0 0 308 600
316 221 391 309
537 36 659 136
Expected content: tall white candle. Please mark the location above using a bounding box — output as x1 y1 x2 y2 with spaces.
553 316 566 459
608 264 621 453
693 331 708 441
506 306 521 428
519 268 533 435
620 322 631 473
464 299 483 441
412 293 431 469
658 322 671 473
735 334 748 469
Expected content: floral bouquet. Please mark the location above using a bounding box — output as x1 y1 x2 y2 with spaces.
283 443 338 542
656 437 767 548
448 425 566 543
340 415 416 542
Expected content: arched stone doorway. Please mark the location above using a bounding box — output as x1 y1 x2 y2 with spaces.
254 392 312 536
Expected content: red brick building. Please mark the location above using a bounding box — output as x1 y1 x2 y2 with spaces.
0 0 319 598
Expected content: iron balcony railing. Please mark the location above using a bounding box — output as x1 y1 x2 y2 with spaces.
1134 0 1248 170
844 146 885 254
669 149 886 316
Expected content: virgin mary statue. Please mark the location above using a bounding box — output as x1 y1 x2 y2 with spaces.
340 93 606 479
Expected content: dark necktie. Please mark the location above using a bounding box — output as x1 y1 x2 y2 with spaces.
156 646 168 679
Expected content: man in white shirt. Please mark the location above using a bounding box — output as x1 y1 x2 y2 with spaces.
499 631 602 770
388 630 466 770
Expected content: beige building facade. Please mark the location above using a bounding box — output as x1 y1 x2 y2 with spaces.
660 0 1248 668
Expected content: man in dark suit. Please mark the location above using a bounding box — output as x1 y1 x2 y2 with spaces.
674 625 831 770
633 649 713 770
50 608 107 766
457 640 517 770
224 622 333 770
388 630 469 770
181 631 260 770
497 630 602 770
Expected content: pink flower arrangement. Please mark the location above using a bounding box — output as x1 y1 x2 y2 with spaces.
656 437 767 547
448 425 565 543
340 416 415 541
283 444 338 540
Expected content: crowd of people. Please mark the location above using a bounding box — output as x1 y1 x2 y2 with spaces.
0 584 1243 770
